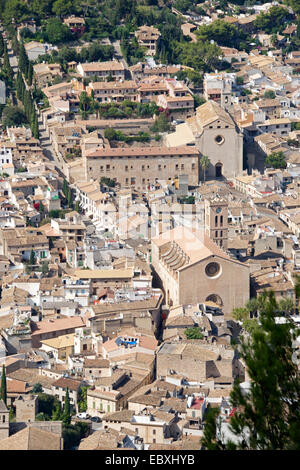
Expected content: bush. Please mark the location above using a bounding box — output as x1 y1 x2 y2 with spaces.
264 90 276 99
150 112 170 133
184 327 204 340
100 177 115 187
265 151 287 169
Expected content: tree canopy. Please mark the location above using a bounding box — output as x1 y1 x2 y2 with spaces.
202 291 300 450
2 106 27 128
265 151 287 170
45 18 73 44
254 6 290 34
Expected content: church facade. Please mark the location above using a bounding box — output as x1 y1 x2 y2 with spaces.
151 226 249 315
165 100 244 181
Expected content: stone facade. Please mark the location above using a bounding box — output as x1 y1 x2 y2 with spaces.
0 400 9 440
151 226 249 314
15 395 38 423
84 146 200 189
166 101 244 179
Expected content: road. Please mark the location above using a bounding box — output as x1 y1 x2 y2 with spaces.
38 115 65 174
112 40 131 78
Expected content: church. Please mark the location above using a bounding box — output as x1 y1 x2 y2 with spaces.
151 196 249 315
165 100 244 180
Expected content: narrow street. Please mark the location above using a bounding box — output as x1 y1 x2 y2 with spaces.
112 40 131 78
38 115 65 174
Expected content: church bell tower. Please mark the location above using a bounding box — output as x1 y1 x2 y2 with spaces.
204 195 228 250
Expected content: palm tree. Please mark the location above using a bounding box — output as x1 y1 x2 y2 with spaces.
200 155 210 183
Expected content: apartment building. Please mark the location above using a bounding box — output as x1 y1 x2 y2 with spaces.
86 80 139 103
77 61 125 80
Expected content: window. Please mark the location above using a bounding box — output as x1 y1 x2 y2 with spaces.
205 262 221 278
215 135 225 145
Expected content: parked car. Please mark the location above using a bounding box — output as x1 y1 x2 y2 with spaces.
77 412 90 419
91 416 101 423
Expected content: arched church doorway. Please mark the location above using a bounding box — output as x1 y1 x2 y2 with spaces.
205 294 223 306
215 163 223 178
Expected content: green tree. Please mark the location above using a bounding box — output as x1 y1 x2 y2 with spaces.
67 187 73 208
79 92 91 114
41 261 49 275
2 106 27 127
78 386 88 412
178 40 222 73
62 422 89 450
9 406 14 422
284 0 300 15
264 90 276 99
29 249 35 265
18 42 29 76
184 327 204 340
150 112 170 133
3 43 14 81
45 19 72 44
265 151 287 170
52 401 62 421
63 178 68 197
52 0 73 17
36 412 48 421
0 33 4 57
202 291 300 450
31 113 39 139
27 62 33 86
100 177 115 187
196 19 244 49
254 6 290 34
63 388 71 426
74 201 80 213
0 365 7 406
104 127 117 141
3 0 30 25
38 201 44 214
31 0 52 17
200 155 210 183
32 383 43 393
